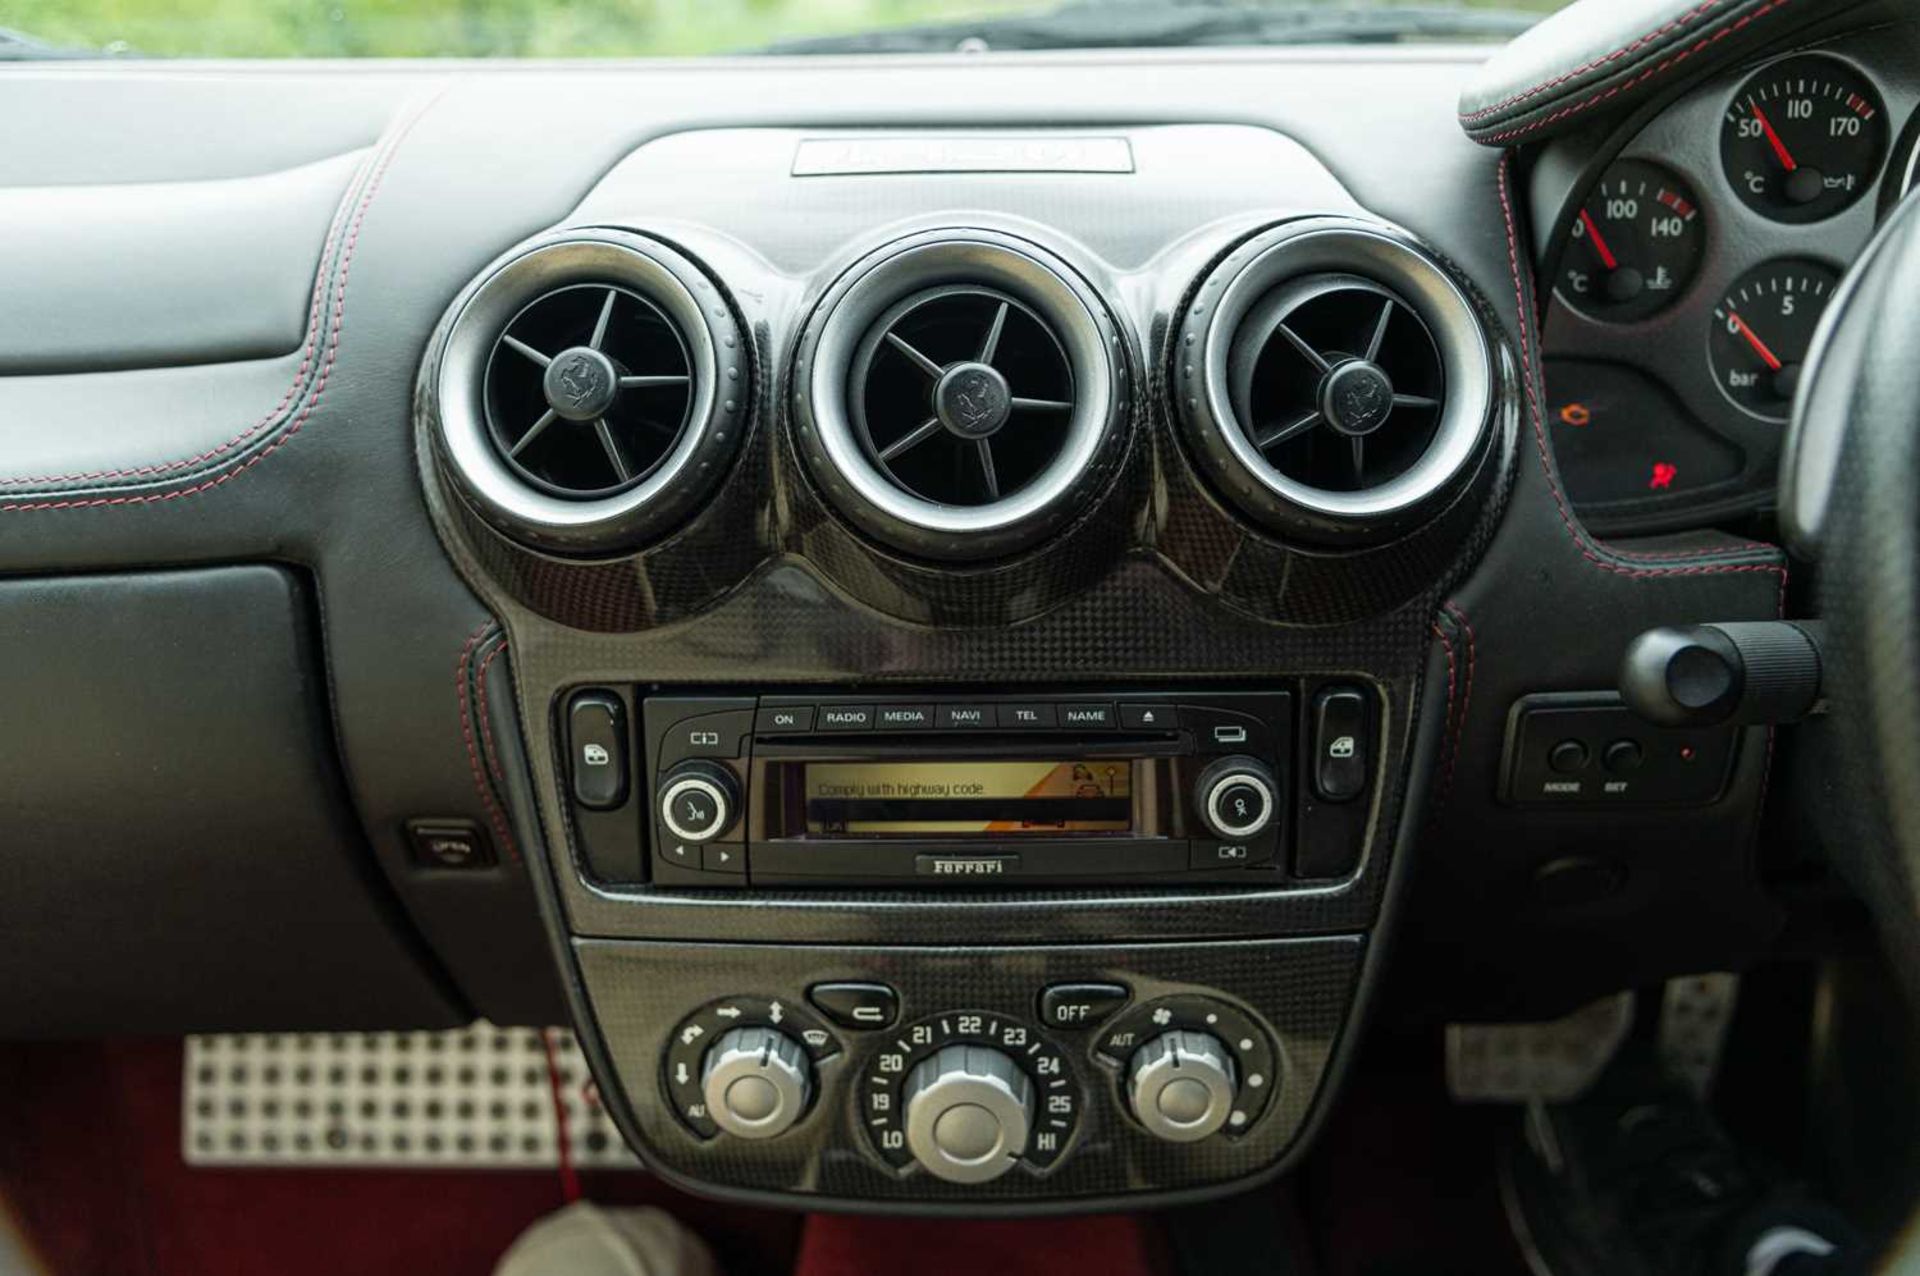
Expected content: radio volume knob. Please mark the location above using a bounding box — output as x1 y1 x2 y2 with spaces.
903 1045 1034 1184
658 760 740 844
700 1026 812 1140
1194 756 1277 840
1127 1031 1237 1143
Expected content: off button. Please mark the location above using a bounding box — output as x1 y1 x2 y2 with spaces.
1038 983 1130 1030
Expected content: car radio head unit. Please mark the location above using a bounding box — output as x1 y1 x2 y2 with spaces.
619 688 1373 887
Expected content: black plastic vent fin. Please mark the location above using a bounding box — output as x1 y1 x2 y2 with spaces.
1230 274 1444 494
483 284 694 500
849 286 1076 507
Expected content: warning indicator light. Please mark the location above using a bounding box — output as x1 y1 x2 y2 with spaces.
1558 402 1592 428
1649 462 1678 490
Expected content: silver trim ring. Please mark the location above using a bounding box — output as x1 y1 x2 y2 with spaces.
1205 771 1275 839
795 230 1125 560
1183 219 1493 529
660 776 730 843
432 232 740 552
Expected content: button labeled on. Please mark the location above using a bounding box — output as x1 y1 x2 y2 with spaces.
808 982 900 1030
1039 983 1129 1029
755 705 814 733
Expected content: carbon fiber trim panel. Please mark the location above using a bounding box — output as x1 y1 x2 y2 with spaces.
414 126 1522 948
575 936 1362 1206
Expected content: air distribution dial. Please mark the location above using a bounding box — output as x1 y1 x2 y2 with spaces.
1127 1031 1238 1143
902 1044 1036 1184
700 1026 813 1140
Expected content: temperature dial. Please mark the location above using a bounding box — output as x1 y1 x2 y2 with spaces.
1559 159 1704 323
1708 260 1838 421
903 1045 1034 1184
1721 55 1887 224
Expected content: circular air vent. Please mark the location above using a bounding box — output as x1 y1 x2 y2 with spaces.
793 230 1125 561
484 284 692 499
431 232 745 553
1176 220 1492 544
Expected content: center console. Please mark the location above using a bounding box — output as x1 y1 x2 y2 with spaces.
414 122 1516 1208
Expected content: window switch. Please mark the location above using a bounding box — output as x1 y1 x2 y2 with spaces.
567 690 630 811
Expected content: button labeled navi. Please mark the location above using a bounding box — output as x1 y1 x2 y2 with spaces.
938 704 993 729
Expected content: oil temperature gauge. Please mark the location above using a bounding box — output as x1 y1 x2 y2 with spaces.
1558 159 1705 323
1707 260 1838 422
1721 55 1887 223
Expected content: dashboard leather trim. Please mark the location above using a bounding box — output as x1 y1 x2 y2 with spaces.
0 85 444 507
1457 0 1870 146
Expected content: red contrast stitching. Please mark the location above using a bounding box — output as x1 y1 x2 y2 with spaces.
1495 157 1787 586
457 624 519 863
0 153 365 488
1432 620 1461 810
1443 601 1477 734
1478 0 1793 144
475 639 509 786
1459 0 1728 122
0 96 435 513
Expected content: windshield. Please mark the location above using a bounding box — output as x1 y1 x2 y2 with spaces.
5 0 1573 59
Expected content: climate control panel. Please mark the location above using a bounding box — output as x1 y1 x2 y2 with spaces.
652 978 1284 1187
579 936 1359 1207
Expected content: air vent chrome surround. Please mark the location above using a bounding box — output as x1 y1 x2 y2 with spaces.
1176 219 1493 544
431 231 745 553
793 229 1126 562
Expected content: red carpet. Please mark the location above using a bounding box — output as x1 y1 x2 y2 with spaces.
794 1212 1166 1276
0 1040 798 1276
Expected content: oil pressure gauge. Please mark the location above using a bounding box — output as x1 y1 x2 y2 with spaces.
1707 260 1838 421
1558 159 1705 323
1721 55 1887 223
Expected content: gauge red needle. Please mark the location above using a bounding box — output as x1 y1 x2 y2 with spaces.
1729 311 1784 371
1750 103 1799 172
1578 210 1619 270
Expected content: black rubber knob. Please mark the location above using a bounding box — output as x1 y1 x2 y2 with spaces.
1620 622 1823 728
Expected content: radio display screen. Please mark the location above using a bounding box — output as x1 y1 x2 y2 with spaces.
801 760 1133 837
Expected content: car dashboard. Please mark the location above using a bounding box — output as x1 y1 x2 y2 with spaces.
0 0 1906 1221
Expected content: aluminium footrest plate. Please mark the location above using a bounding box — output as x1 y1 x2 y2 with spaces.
183 1021 637 1169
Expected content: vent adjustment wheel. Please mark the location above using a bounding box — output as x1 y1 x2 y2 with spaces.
794 231 1126 562
1177 220 1493 544
429 232 746 554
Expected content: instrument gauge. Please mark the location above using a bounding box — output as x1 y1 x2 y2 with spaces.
1558 159 1705 323
1707 260 1839 422
1721 55 1888 223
